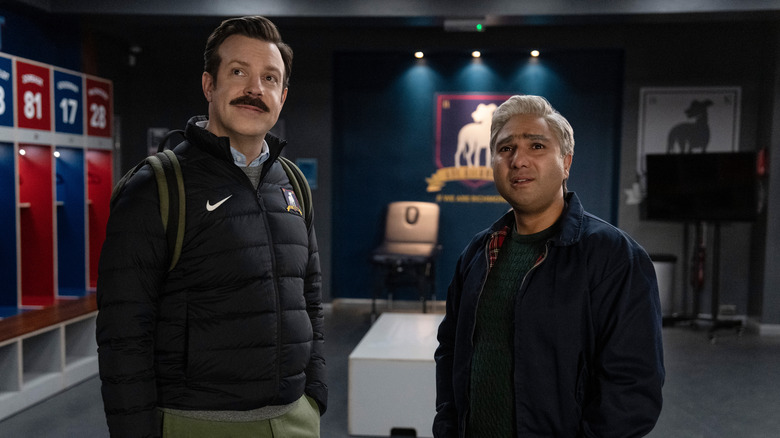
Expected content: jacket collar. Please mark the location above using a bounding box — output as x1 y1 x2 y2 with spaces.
488 192 585 249
556 192 584 246
184 115 288 166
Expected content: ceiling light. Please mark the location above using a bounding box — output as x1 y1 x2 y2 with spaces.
531 50 540 57
472 51 481 58
414 51 424 59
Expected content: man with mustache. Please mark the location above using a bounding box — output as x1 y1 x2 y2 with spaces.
434 95 664 437
96 16 326 437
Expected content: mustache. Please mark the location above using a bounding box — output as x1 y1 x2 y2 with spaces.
230 96 269 112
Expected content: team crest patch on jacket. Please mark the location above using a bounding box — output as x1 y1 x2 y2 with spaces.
282 188 303 216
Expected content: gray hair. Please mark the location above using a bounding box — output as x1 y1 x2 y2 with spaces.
489 95 574 158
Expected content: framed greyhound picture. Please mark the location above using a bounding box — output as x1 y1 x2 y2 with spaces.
631 87 741 200
637 86 740 155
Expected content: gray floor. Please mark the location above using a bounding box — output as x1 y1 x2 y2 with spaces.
1 301 779 437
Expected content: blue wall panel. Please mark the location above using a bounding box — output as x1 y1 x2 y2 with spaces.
56 147 86 297
0 8 81 71
0 142 17 312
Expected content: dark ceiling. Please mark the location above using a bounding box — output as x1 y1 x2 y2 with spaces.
11 0 780 22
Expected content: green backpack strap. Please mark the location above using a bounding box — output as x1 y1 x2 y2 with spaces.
278 156 313 231
110 146 185 273
147 150 185 272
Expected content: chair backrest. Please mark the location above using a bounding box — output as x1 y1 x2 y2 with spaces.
384 201 439 244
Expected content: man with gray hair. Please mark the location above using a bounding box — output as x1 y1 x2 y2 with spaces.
434 95 664 437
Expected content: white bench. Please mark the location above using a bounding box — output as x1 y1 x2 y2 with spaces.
349 312 444 437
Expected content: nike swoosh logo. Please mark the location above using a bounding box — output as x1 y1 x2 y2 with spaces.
206 195 233 212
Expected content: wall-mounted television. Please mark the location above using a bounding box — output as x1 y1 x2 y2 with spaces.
644 152 758 222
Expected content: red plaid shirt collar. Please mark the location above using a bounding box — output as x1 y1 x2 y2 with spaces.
487 225 548 271
487 226 511 269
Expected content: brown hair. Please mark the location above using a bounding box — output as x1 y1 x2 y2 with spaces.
203 16 293 88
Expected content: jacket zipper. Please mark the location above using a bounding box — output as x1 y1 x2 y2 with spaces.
469 240 493 344
518 241 549 292
510 240 550 434
461 238 494 435
254 172 284 399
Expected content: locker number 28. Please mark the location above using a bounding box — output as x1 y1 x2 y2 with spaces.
90 103 106 129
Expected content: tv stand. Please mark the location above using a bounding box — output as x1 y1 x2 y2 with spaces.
663 221 743 343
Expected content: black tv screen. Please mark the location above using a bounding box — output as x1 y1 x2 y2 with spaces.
645 152 758 222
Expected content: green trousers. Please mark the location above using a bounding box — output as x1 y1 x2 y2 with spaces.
161 395 320 437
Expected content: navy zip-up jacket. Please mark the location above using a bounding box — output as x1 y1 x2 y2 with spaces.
96 116 326 437
434 192 664 437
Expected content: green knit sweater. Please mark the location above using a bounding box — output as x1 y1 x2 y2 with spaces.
466 225 553 436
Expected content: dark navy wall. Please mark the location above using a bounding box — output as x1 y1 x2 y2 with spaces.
332 49 623 300
0 7 81 71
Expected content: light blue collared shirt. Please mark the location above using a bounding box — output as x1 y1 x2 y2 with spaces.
231 141 270 168
195 119 270 168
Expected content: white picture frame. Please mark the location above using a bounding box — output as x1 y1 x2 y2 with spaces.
627 87 741 203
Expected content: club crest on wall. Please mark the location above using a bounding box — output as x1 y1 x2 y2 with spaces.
426 94 513 192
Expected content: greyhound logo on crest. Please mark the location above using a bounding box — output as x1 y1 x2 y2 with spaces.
426 94 512 192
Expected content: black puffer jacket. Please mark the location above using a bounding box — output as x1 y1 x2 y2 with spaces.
96 116 326 438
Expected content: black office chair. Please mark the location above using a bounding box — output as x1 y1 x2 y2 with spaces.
370 201 441 321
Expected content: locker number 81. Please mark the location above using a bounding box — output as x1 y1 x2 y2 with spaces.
24 91 43 120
